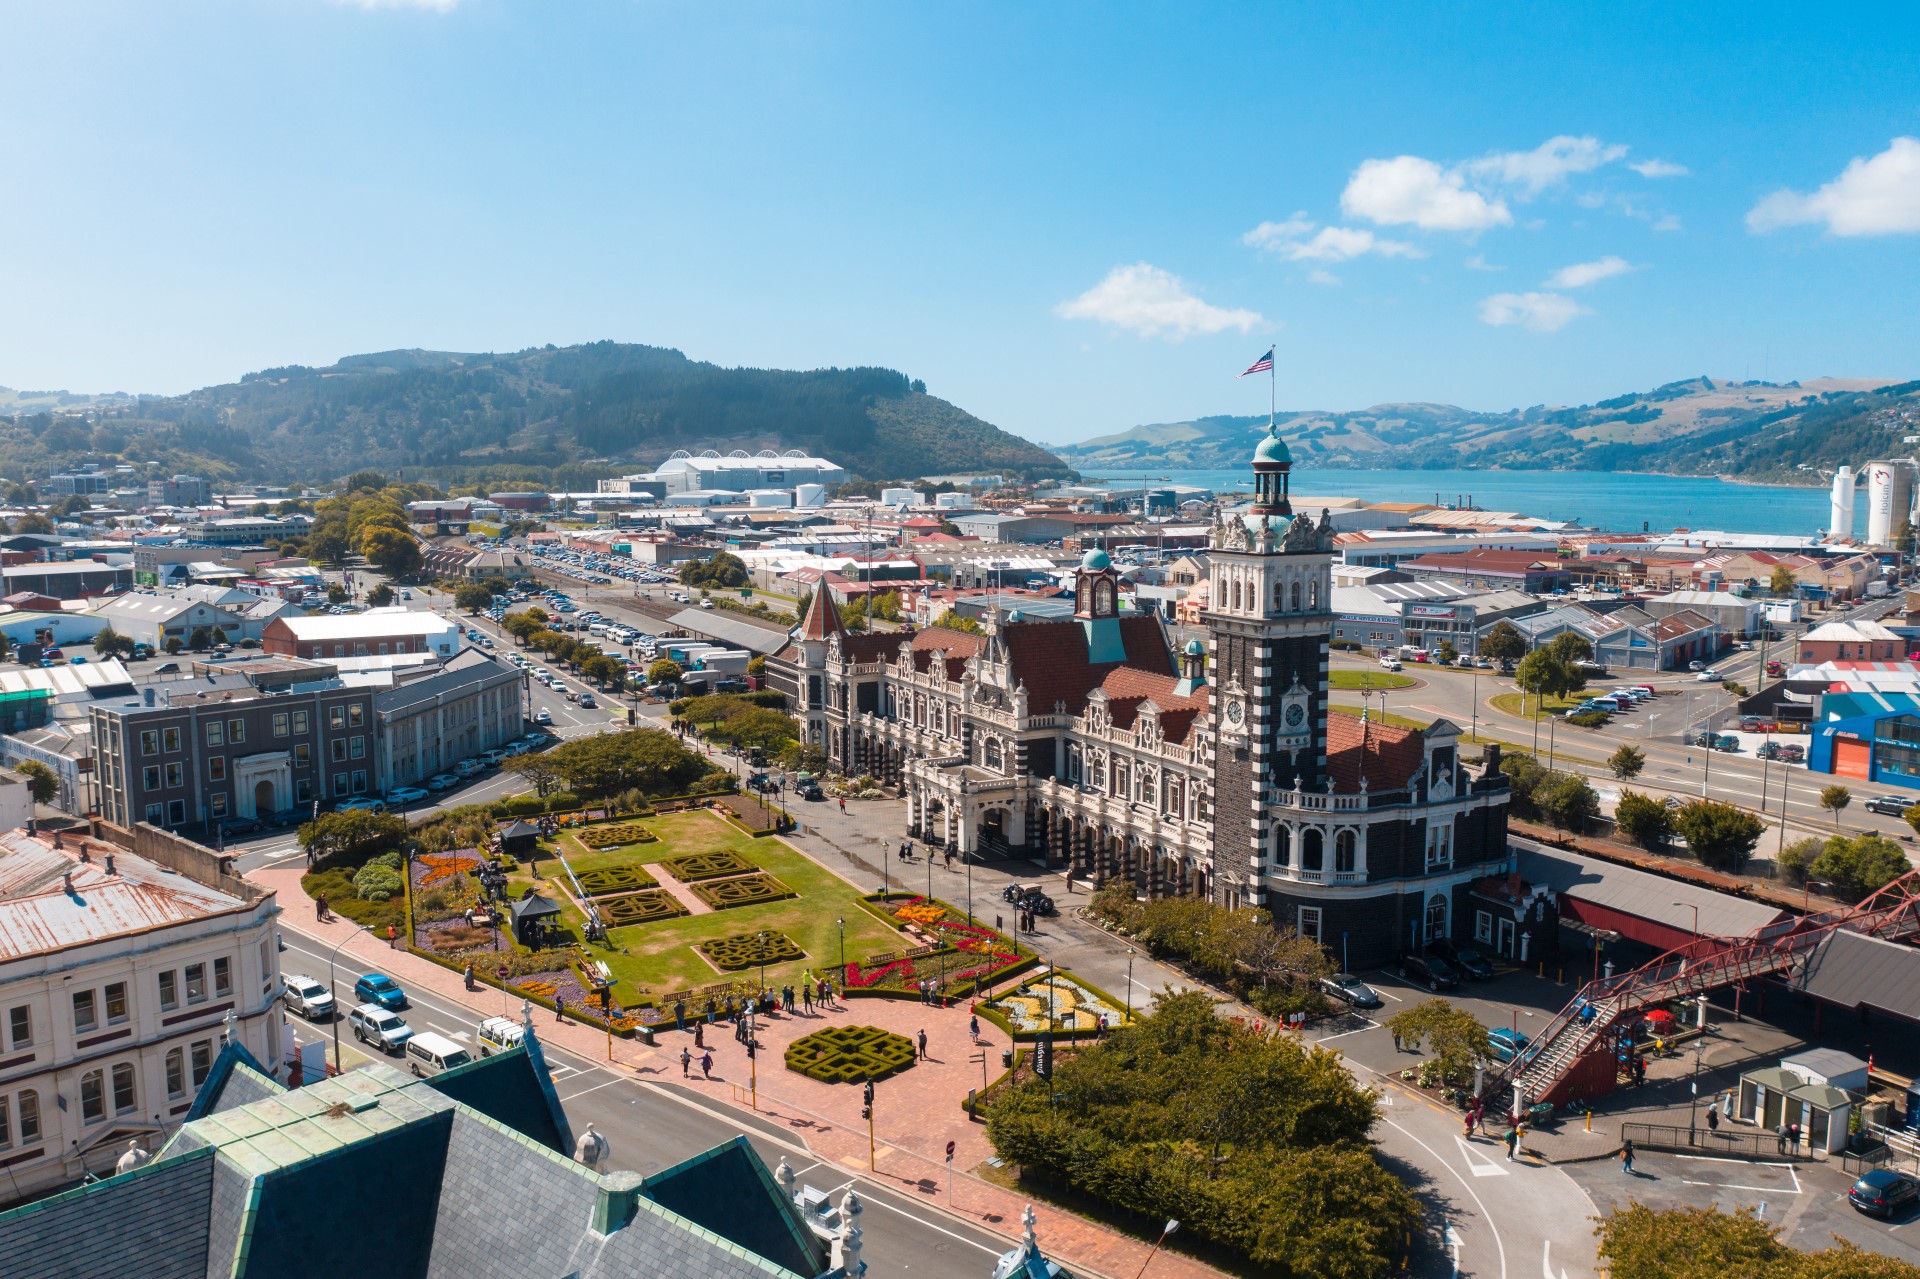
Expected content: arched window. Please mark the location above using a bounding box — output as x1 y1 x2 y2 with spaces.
1274 825 1291 866
1232 578 1243 612
1334 830 1356 874
1309 579 1319 609
1425 893 1449 944
1302 827 1324 871
984 737 1003 769
1273 580 1284 611
1290 581 1302 612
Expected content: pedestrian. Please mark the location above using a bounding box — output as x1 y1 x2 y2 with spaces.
315 894 329 922
694 1022 705 1049
463 963 476 992
705 996 717 1024
724 995 736 1022
555 996 566 1023
802 984 813 1014
1707 1105 1720 1133
1504 1126 1519 1162
674 1000 686 1033
387 923 398 949
1621 1139 1635 1174
1392 1027 1402 1052
700 1051 713 1079
838 796 846 813
917 1028 928 1060
680 1046 692 1078
1464 1107 1477 1139
1096 1014 1107 1039
969 1014 980 1040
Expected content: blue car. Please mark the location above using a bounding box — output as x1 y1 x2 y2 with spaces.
1487 1027 1532 1063
354 973 407 1011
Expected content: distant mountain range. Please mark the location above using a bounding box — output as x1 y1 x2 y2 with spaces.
1054 376 1920 485
0 343 1073 488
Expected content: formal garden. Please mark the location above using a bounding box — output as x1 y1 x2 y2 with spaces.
975 971 1132 1041
784 1024 917 1083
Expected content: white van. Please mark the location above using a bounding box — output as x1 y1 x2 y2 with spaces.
476 1015 527 1057
404 1030 473 1077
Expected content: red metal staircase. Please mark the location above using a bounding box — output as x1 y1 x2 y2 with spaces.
1484 870 1920 1111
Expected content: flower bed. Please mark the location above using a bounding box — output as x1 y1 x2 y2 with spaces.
976 971 1133 1041
784 1024 917 1084
660 850 756 882
576 863 659 896
414 849 484 888
849 894 1031 995
598 890 688 927
711 793 781 834
698 931 805 971
415 916 504 955
690 873 795 911
576 822 657 849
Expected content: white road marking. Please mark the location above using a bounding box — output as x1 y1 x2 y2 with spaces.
558 1077 627 1103
1456 1136 1511 1178
1544 1239 1569 1279
1313 1018 1381 1042
1384 1116 1508 1279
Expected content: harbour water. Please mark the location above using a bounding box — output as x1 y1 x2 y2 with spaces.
1088 468 1863 539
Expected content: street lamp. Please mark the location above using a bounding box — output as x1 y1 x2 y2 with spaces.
1125 948 1136 1021
837 917 846 981
325 923 371 1074
1671 900 1700 953
757 930 769 996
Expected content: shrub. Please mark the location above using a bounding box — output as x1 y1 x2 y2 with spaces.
661 851 755 882
784 1024 916 1083
492 795 546 818
352 860 405 902
1614 790 1673 848
691 873 795 910
545 792 581 813
576 822 657 849
598 890 687 926
1673 800 1765 872
1809 833 1912 901
1565 710 1611 728
576 864 658 895
700 931 805 971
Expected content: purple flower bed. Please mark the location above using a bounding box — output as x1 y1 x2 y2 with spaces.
413 915 505 953
514 968 601 1014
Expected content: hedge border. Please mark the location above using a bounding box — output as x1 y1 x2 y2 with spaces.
783 1024 917 1084
689 873 796 911
972 969 1136 1043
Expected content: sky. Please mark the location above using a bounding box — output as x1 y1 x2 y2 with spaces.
4 3 1920 448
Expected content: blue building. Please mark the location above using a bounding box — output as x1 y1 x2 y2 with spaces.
1807 691 1920 790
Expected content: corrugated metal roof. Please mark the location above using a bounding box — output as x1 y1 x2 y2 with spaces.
1516 841 1787 939
0 659 131 698
666 609 788 655
0 829 246 958
1797 930 1920 1020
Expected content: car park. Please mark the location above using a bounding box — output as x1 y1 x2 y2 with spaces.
1319 972 1383 1009
354 973 407 1010
1849 1169 1920 1218
283 974 335 1021
1866 795 1915 817
349 1003 413 1055
1396 951 1462 991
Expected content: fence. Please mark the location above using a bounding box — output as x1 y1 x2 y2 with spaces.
1620 1121 1811 1162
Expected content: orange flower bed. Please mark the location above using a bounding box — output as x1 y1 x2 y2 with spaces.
416 852 481 888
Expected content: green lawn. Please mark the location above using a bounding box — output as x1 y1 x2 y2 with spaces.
535 811 904 1003
1328 670 1416 691
1489 691 1586 720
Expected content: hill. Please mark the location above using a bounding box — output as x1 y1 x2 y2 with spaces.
1055 376 1920 484
0 343 1071 488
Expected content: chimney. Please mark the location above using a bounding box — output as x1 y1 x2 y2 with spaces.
62 871 72 893
591 1170 645 1235
142 687 155 707
104 853 115 875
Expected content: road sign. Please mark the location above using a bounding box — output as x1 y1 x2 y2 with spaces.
945 1141 955 1163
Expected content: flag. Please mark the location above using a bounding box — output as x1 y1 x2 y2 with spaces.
1237 348 1273 378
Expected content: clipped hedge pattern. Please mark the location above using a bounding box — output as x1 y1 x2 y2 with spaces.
661 850 756 882
577 822 658 849
576 863 658 896
784 1024 917 1083
691 873 795 911
599 890 688 926
698 931 805 971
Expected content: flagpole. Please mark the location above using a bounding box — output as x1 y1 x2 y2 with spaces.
1269 345 1276 432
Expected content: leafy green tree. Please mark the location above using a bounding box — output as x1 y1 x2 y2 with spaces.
1515 648 1581 714
538 728 713 797
187 626 214 650
707 706 798 754
12 760 60 805
502 753 564 797
1609 744 1646 779
776 740 828 776
1818 785 1852 828
1596 1205 1790 1279
298 810 407 871
1536 772 1600 830
454 582 493 613
677 551 749 588
91 626 136 659
364 583 395 607
745 654 767 678
1809 833 1912 901
869 590 902 623
1434 639 1459 664
1615 790 1674 848
1545 632 1594 666
932 610 985 635
1673 800 1765 872
646 658 683 685
1769 564 1798 596
360 527 422 577
1479 620 1526 668
581 654 624 687
1775 837 1822 886
1384 998 1490 1086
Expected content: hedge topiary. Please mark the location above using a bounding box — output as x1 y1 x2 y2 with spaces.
352 852 405 901
599 890 687 926
690 873 794 910
576 863 658 895
784 1024 917 1083
661 850 755 882
577 822 657 849
699 931 804 970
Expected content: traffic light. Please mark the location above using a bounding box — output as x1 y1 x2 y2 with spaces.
862 1080 875 1107
861 1105 871 1120
599 986 612 1012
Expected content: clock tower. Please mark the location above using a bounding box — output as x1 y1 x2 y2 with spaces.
1202 423 1335 908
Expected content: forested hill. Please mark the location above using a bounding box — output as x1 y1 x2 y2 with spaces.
1054 376 1920 484
0 343 1070 488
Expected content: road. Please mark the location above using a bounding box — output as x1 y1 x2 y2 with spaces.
276 922 1015 1279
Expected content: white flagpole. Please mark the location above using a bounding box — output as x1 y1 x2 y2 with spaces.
1269 346 1276 432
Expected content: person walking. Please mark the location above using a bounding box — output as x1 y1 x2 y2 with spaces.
680 1046 692 1078
1620 1138 1635 1175
1464 1106 1478 1139
463 963 476 992
555 996 566 1023
315 894 329 922
387 923 398 949
1392 1027 1402 1052
917 1028 928 1060
1504 1125 1520 1163
700 1051 713 1079
969 1014 980 1041
1707 1105 1720 1133
838 796 846 813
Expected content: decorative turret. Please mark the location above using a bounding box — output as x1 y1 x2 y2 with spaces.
1173 638 1207 698
1250 423 1293 516
796 582 846 642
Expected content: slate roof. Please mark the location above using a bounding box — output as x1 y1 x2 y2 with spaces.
642 1138 824 1276
0 1144 217 1279
424 1030 573 1155
1797 929 1920 1021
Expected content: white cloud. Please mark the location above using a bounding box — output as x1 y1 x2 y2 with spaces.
1631 159 1689 179
1054 264 1263 340
1477 292 1587 332
1307 268 1342 287
333 0 459 10
1464 135 1628 195
1464 253 1503 272
1544 255 1632 289
1243 218 1423 263
1653 214 1683 232
1341 155 1512 231
1748 137 1920 236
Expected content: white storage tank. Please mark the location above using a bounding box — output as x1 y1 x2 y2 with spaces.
1829 465 1855 541
1866 461 1897 547
794 483 826 508
746 489 793 508
934 491 971 510
880 488 924 507
1896 461 1919 541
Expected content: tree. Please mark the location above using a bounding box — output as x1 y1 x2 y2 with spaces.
188 626 214 650
12 513 53 534
707 706 799 755
1776 837 1822 886
1536 771 1600 831
164 636 183 655
581 655 624 687
1434 639 1458 664
745 654 767 678
1615 790 1674 848
1545 632 1594 666
1769 564 1798 596
297 810 407 871
678 551 749 588
503 753 565 796
1596 1205 1789 1279
326 584 350 605
932 610 985 635
647 658 683 685
365 583 395 607
91 626 135 659
454 582 493 613
1384 998 1490 1085
538 728 713 797
869 590 902 623
12 760 60 805
1479 620 1526 668
1515 648 1581 715
1609 744 1646 779
360 527 423 578
1673 800 1765 872
1818 785 1852 828
1809 834 1912 901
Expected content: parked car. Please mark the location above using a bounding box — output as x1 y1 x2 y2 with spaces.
1866 795 1915 817
1432 940 1494 980
282 974 335 1021
1778 744 1805 763
349 1003 413 1055
1487 1027 1532 1064
384 786 429 805
1397 951 1461 991
1849 1169 1920 1218
1319 972 1383 1009
353 973 407 1010
1711 734 1741 752
335 797 386 814
1695 667 1722 682
427 773 461 791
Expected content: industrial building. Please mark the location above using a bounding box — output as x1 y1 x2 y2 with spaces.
641 450 847 496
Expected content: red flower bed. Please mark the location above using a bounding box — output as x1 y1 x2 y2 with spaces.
842 957 916 989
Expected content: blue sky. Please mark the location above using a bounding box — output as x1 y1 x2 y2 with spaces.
3 3 1919 447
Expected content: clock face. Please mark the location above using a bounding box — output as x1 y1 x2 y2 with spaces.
1226 699 1244 725
1284 703 1305 727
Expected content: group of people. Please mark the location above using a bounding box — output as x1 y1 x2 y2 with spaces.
670 975 841 1035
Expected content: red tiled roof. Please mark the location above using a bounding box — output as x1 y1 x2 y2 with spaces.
1326 712 1425 794
1403 549 1562 573
797 580 846 641
909 626 989 680
999 616 1173 716
1095 666 1210 744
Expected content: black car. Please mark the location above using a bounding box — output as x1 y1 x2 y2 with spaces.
1397 951 1462 991
797 783 825 802
1849 1169 1920 1218
1432 941 1494 980
1017 891 1056 917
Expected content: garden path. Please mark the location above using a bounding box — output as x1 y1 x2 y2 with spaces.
646 865 715 916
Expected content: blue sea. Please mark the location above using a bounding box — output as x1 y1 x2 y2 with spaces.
1085 468 1858 539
